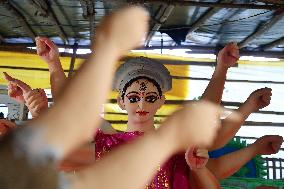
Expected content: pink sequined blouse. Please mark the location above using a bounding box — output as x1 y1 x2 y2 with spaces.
94 130 191 189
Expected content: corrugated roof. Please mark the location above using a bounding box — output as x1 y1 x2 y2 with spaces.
0 0 283 56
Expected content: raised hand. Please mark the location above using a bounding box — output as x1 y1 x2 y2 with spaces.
35 37 66 102
35 37 60 66
94 6 149 55
246 87 272 112
25 89 48 118
253 135 283 155
217 42 239 69
185 147 209 169
0 119 16 139
161 101 225 151
3 72 32 104
3 72 48 118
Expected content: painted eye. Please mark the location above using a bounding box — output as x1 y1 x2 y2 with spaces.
145 95 158 103
127 95 140 103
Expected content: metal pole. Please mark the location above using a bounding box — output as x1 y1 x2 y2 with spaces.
68 43 78 77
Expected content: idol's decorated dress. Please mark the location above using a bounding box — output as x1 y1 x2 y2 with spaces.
95 130 190 189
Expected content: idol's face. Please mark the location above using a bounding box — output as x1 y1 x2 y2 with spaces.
119 78 164 123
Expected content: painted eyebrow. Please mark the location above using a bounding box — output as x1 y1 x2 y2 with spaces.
146 92 159 95
126 91 140 96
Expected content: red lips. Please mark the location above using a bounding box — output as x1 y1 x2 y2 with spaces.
136 111 149 116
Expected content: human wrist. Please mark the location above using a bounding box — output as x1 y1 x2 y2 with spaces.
191 167 206 173
156 123 180 154
243 99 258 113
31 112 39 119
47 60 62 70
214 64 228 76
249 142 261 156
93 43 121 64
27 103 48 119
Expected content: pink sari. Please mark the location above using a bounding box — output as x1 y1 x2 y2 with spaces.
95 130 190 189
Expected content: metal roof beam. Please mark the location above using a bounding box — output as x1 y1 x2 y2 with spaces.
186 0 232 36
238 11 284 48
262 37 284 50
79 0 95 46
186 7 216 34
53 0 77 39
79 0 88 18
145 4 174 46
79 0 95 19
0 43 283 58
89 12 95 46
68 43 78 78
48 7 68 44
210 9 245 44
128 0 284 10
0 34 5 43
0 0 36 41
28 0 68 43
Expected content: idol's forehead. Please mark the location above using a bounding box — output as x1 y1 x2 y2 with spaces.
125 78 159 94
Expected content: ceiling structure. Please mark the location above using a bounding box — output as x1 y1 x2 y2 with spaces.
0 0 283 57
